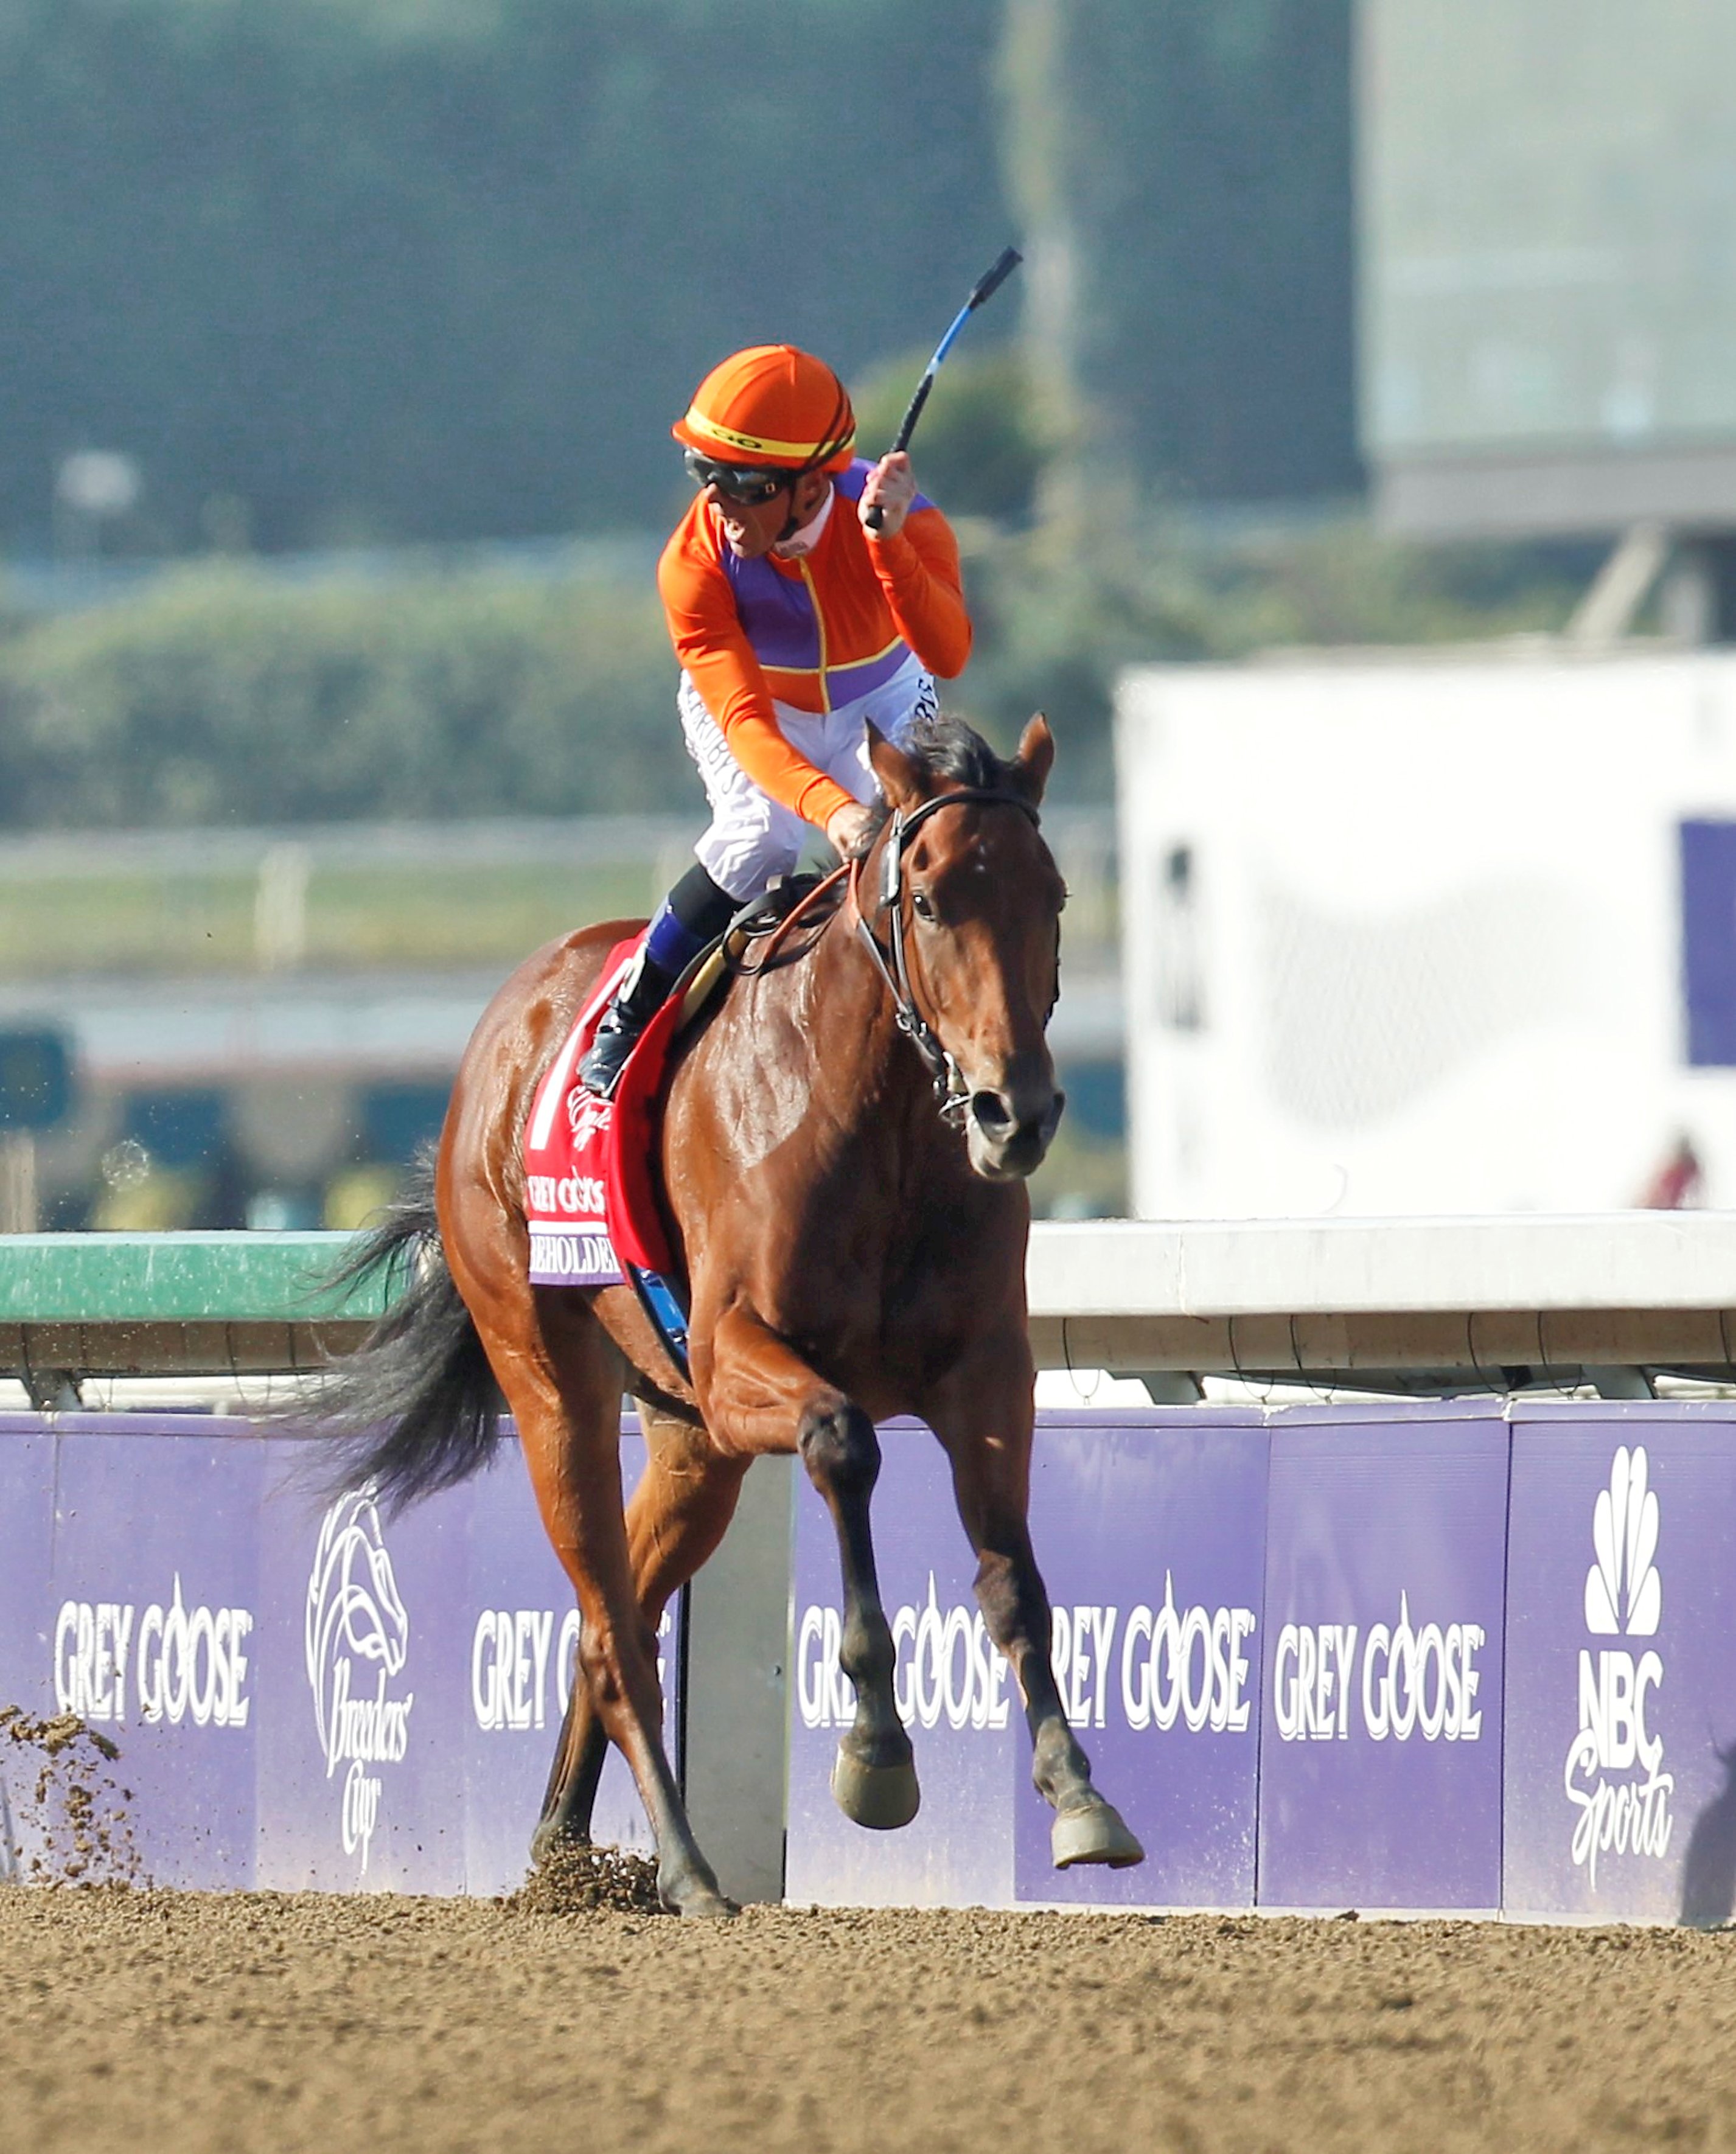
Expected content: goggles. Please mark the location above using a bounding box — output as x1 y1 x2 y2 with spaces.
683 449 791 506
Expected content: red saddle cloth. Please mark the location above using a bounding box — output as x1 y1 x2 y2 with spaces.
522 936 680 1285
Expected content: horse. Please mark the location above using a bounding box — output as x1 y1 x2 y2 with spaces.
321 711 1144 1914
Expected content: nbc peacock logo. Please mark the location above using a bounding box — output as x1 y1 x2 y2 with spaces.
1584 1444 1662 1637
1564 1446 1672 1885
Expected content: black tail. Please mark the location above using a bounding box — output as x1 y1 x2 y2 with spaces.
305 1151 504 1513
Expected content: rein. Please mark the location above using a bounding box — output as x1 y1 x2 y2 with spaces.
725 862 851 975
848 786 1042 1123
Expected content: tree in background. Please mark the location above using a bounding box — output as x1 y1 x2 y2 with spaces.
852 346 1054 526
0 0 1398 826
0 0 1006 552
1 0 1354 557
999 0 1356 514
0 525 1580 825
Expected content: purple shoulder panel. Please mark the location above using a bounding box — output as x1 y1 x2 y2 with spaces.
834 458 934 514
722 549 820 672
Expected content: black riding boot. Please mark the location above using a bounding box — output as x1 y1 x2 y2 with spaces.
579 861 740 1098
579 949 677 1098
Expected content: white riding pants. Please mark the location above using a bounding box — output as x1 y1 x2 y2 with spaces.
678 653 938 900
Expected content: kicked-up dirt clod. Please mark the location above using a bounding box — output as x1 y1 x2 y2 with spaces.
504 1839 663 1916
0 1705 144 1888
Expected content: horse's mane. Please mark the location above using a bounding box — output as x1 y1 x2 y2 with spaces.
904 712 1009 792
846 714 1022 863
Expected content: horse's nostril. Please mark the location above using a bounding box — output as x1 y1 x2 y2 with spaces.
971 1090 1017 1135
970 1088 1065 1159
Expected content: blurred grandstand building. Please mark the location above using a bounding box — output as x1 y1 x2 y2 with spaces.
1362 0 1736 633
1121 0 1736 1219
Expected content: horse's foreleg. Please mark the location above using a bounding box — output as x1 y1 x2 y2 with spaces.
532 1403 746 1863
704 1306 919 1831
927 1342 1145 1872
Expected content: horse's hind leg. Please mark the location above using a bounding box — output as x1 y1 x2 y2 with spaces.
531 1685 609 1864
926 1340 1145 1871
705 1307 918 1830
499 1292 734 1915
532 1401 747 1865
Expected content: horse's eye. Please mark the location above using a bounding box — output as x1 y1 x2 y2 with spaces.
912 890 936 924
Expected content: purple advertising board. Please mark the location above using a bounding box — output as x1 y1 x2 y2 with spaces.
0 1413 680 1895
51 1421 265 1889
1015 1411 1268 1908
1504 1403 1736 1925
0 1417 55 1718
0 1417 58 1881
256 1441 471 1893
254 1423 679 1895
787 1410 1267 1911
1257 1402 1509 1912
18 1395 1736 1918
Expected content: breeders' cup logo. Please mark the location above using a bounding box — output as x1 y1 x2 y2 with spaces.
305 1492 414 1877
1566 1446 1672 1885
566 1086 612 1148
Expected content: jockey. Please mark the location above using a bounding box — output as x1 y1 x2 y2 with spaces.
579 343 974 1095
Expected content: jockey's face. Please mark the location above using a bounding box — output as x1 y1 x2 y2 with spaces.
705 467 831 560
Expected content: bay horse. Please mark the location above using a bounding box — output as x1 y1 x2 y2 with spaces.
322 712 1143 1914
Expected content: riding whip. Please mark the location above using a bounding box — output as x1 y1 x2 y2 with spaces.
863 246 1022 531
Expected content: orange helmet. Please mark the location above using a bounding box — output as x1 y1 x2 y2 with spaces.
672 345 856 473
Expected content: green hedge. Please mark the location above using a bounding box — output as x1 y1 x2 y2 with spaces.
0 566 689 826
0 523 1579 828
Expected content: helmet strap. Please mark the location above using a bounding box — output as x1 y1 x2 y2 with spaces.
774 379 854 543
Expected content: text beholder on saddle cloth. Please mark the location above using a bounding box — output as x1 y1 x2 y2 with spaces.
522 937 680 1288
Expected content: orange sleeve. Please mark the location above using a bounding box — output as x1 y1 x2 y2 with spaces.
657 521 856 832
864 504 973 678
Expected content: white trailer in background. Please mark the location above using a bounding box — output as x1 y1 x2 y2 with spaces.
1116 646 1736 1222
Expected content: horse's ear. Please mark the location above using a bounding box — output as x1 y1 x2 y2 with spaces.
868 722 930 810
1010 714 1055 804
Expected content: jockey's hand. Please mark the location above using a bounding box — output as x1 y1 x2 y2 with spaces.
825 800 878 859
860 452 916 540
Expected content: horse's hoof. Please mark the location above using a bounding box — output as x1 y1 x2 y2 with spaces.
664 1885 740 1919
1051 1797 1145 1870
529 1818 589 1868
658 1857 739 1919
832 1749 921 1830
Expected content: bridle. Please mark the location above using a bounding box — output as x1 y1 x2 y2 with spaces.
848 787 1044 1123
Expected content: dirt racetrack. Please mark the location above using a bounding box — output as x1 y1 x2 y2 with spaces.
2 1887 1734 2154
